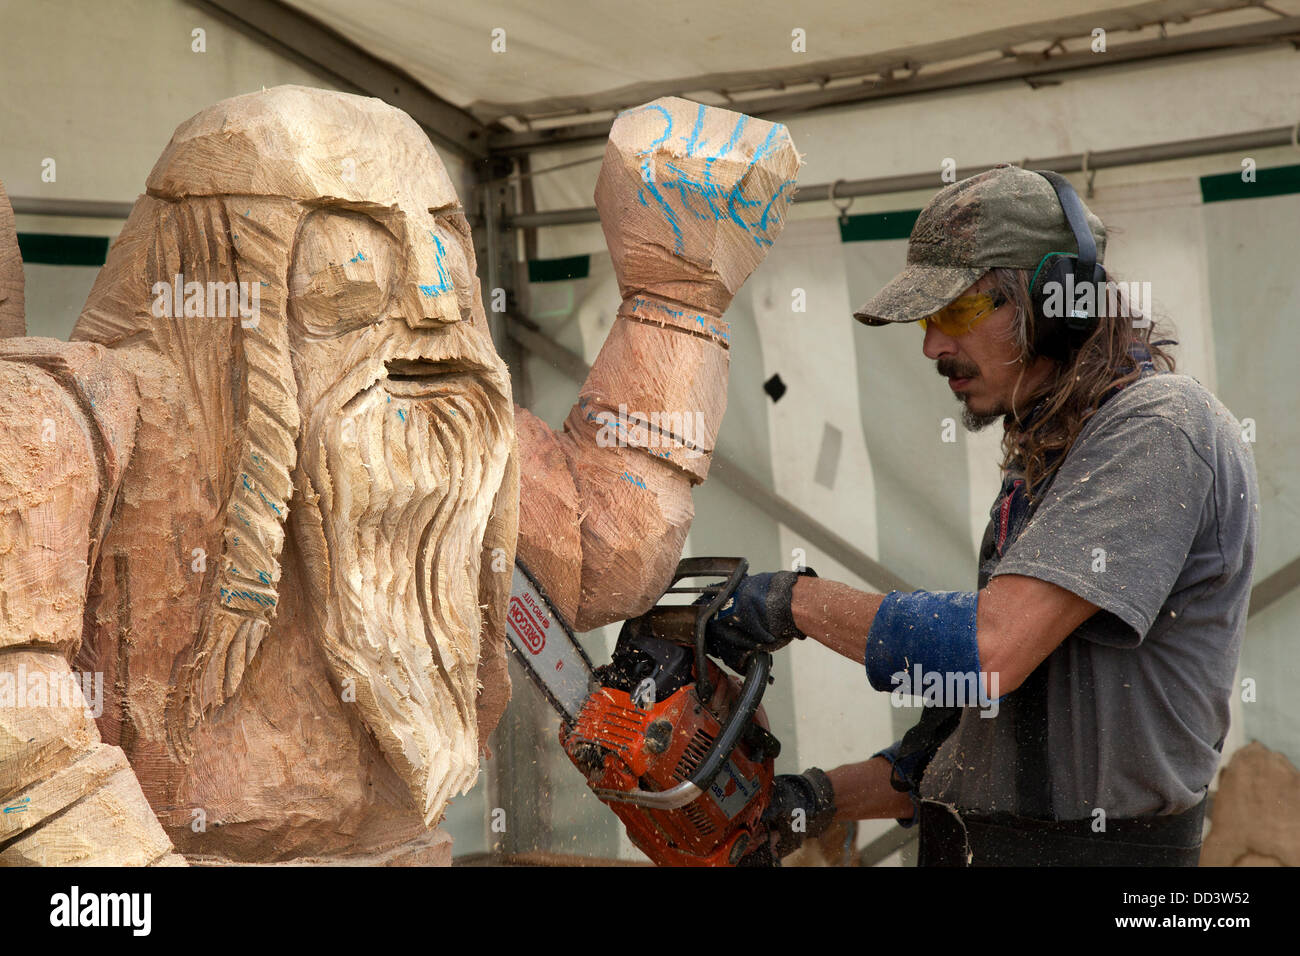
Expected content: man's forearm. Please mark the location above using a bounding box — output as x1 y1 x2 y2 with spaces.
790 576 885 663
828 757 915 822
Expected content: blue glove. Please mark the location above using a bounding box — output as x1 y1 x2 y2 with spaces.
704 568 817 671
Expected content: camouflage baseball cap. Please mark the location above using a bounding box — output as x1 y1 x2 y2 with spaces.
853 164 1107 325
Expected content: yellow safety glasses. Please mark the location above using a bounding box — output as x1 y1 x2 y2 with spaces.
918 291 1006 337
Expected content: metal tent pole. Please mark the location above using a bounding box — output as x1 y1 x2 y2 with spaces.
499 123 1300 230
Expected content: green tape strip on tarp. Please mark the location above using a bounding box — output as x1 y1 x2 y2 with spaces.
528 254 590 283
1201 163 1300 204
839 210 921 243
16 233 109 266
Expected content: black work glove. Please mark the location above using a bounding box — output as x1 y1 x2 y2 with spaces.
704 568 817 672
760 767 836 861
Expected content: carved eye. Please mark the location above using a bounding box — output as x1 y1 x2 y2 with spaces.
290 209 401 338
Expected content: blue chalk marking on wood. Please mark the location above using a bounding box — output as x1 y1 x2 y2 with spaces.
758 180 795 233
630 104 673 154
712 115 748 160
633 295 710 329
750 124 785 164
700 114 748 185
639 163 684 254
349 251 367 263
628 110 791 255
682 103 707 156
397 408 407 422
664 160 727 224
221 586 277 608
419 229 454 296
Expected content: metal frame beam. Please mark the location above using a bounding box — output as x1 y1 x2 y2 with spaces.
183 0 491 161
487 16 1300 155
473 0 1233 123
496 122 1300 231
1248 554 1300 617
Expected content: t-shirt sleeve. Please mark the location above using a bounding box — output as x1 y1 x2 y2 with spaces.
991 412 1215 647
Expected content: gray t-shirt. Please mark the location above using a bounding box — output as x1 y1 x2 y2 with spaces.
920 373 1259 819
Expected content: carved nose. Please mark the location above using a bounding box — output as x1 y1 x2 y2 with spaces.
396 283 461 328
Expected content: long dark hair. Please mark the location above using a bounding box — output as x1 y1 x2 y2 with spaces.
990 266 1177 496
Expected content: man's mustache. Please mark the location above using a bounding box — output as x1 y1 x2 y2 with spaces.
936 357 979 380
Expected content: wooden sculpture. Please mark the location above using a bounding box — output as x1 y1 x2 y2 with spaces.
518 99 800 630
0 87 798 865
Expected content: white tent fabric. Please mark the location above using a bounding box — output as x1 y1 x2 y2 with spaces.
282 0 1297 125
281 0 1142 112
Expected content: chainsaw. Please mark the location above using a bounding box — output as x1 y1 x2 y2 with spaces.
505 556 781 866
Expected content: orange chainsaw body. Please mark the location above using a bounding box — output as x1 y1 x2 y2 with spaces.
561 656 776 867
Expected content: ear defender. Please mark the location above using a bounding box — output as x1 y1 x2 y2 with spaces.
1026 171 1107 361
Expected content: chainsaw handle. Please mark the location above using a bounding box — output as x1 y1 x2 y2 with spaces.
693 557 748 702
688 649 771 792
593 649 771 810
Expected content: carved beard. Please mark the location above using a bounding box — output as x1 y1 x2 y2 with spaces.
293 373 509 826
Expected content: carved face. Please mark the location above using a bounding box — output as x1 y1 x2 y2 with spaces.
286 200 512 824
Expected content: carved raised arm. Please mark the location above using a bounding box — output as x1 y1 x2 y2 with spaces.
515 99 800 631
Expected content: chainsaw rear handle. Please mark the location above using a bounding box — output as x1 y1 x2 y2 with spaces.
686 556 748 702
594 648 772 810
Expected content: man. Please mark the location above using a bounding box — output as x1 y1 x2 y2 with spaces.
710 164 1258 866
